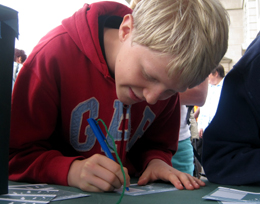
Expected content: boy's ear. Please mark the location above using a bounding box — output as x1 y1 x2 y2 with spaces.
119 14 134 42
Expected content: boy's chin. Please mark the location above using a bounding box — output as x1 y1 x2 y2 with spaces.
117 96 135 106
120 100 134 106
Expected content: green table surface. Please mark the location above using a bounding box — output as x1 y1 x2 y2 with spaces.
8 178 260 204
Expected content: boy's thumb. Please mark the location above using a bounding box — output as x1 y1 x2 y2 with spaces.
137 173 149 186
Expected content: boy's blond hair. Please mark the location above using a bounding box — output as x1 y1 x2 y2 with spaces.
131 0 229 88
130 0 139 9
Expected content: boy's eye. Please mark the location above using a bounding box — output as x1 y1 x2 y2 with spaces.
147 75 157 82
165 90 177 96
142 69 158 82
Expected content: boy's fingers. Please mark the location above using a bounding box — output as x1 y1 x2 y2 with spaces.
99 156 130 188
168 173 185 190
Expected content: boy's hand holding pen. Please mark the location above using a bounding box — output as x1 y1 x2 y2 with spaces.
87 118 130 191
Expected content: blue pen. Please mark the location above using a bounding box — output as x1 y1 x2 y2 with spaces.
87 118 129 191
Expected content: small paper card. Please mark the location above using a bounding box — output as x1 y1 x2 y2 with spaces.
220 202 260 204
0 193 56 203
0 183 90 203
203 187 260 202
115 182 178 196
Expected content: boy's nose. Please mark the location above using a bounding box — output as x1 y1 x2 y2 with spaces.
143 90 161 105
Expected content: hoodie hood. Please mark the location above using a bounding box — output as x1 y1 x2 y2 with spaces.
61 1 132 77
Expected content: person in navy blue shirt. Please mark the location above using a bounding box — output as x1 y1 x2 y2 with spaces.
202 34 260 185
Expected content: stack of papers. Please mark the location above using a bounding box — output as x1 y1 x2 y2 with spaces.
203 187 260 204
0 184 90 203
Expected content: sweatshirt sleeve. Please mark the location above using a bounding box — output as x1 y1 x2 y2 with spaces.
128 94 180 174
202 64 260 186
9 41 84 185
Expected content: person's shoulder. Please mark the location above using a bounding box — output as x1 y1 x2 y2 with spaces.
233 35 260 73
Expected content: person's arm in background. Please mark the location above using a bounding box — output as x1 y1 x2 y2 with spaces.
194 107 200 119
179 78 208 106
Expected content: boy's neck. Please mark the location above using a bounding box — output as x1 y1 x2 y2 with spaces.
104 28 120 77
